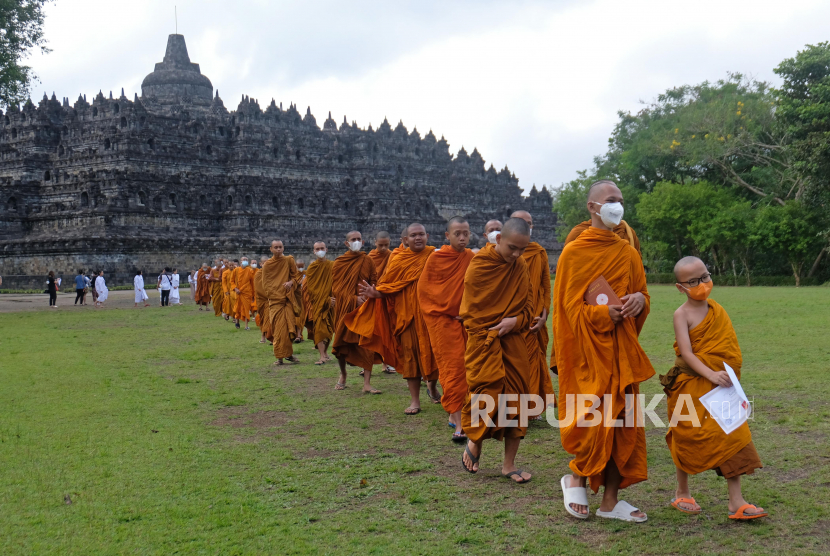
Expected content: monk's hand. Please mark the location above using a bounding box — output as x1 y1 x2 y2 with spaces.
356 295 366 306
489 316 517 337
454 316 463 321
234 288 240 294
329 296 336 308
706 369 733 388
529 315 545 332
358 280 381 299
282 280 294 291
620 292 645 318
608 305 624 324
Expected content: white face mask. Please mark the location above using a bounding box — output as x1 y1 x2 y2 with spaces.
315 250 326 259
348 240 362 252
529 228 532 237
241 260 249 268
251 263 257 268
594 202 624 228
486 230 500 244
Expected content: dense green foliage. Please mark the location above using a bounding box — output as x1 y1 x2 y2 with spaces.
553 46 830 285
0 0 51 109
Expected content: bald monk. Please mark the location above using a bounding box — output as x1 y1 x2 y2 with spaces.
460 218 534 483
418 216 475 440
331 231 382 394
221 260 235 320
351 223 441 413
233 256 255 330
195 263 212 308
255 255 273 344
368 231 392 277
662 256 766 520
250 258 259 320
209 259 224 317
472 219 503 254
555 180 653 522
262 240 302 365
228 259 241 325
511 210 555 419
293 261 307 342
306 241 335 365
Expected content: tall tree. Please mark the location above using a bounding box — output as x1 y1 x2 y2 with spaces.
0 0 52 109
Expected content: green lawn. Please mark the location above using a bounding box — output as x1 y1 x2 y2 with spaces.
1 286 828 554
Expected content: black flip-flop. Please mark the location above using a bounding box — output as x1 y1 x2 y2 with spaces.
502 470 531 484
404 407 421 416
462 443 479 473
426 388 442 404
452 430 467 443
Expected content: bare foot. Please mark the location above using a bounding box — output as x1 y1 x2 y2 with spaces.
363 387 381 394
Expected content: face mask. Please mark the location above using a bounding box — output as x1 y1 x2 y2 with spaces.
594 202 624 228
251 263 257 269
315 250 326 259
529 228 532 238
486 230 500 244
241 261 249 268
679 280 712 301
348 241 362 252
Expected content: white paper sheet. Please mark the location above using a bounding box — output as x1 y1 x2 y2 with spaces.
698 362 750 435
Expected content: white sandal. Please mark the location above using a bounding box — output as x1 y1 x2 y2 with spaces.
560 475 589 519
595 500 647 523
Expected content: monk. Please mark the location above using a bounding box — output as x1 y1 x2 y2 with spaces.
511 210 555 419
555 180 653 522
418 216 475 440
262 240 302 365
250 258 259 321
228 259 241 325
195 263 212 309
294 261 307 343
351 223 441 413
551 195 643 374
368 231 392 277
331 231 382 394
221 260 235 320
305 241 335 365
233 256 255 330
472 219 503 254
662 256 766 520
209 259 224 317
254 255 273 344
459 217 534 483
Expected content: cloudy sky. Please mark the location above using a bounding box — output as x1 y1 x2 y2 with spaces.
26 0 830 192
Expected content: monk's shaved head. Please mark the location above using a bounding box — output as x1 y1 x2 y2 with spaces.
510 210 532 227
345 230 362 242
270 239 284 257
407 223 428 252
446 215 468 231
400 226 409 240
376 231 391 240
587 180 621 203
495 218 530 263
674 256 706 281
501 217 530 238
484 219 502 234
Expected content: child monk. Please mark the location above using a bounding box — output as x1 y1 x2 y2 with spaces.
662 256 766 520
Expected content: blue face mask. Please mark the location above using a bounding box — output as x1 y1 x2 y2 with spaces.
241 261 249 268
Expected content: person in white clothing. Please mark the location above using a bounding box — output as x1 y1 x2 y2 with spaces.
188 271 195 302
170 268 181 304
134 270 150 307
94 270 108 307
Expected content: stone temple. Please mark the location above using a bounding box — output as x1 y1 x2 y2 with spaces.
0 34 559 288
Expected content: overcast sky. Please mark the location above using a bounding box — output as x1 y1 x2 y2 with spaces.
26 0 830 192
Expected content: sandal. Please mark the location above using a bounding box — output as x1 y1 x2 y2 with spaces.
426 388 442 404
502 470 531 484
285 356 299 364
404 407 421 416
363 388 382 395
314 360 327 365
461 443 479 473
728 504 768 520
671 497 701 515
560 475 589 520
452 429 467 443
335 382 347 390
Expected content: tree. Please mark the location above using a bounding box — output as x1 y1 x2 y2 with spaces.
751 202 824 286
0 0 52 109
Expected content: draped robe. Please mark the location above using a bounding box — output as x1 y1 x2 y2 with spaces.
262 256 302 359
368 248 391 278
254 266 273 341
520 242 555 402
418 245 474 415
233 266 255 322
460 244 533 442
554 227 654 492
210 267 224 316
221 268 233 315
304 259 335 346
331 251 378 370
195 270 211 304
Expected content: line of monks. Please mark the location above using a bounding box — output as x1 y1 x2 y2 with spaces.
187 180 766 523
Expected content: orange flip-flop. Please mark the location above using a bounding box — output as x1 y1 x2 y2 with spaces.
728 504 768 520
671 497 701 515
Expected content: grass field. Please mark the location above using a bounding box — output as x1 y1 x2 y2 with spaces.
1 286 828 555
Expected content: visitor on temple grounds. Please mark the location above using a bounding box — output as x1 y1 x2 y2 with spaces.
46 271 58 308
74 269 87 305
170 268 181 305
158 267 173 307
94 270 108 308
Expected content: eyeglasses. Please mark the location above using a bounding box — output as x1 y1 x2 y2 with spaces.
679 273 711 288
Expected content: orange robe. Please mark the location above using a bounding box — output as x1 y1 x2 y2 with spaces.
251 267 260 313
418 245 474 415
221 268 233 315
331 251 379 370
554 226 654 492
294 271 306 339
233 266 255 322
551 220 642 372
521 242 555 401
661 299 761 477
346 246 438 380
210 267 224 316
305 258 335 346
262 256 301 359
195 270 211 304
254 266 273 341
229 268 239 318
368 248 391 278
460 244 534 442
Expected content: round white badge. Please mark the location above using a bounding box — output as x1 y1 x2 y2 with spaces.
596 293 609 305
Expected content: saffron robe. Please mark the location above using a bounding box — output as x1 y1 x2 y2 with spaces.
195 270 211 304
554 227 654 492
233 266 255 322
254 266 273 342
460 244 534 442
368 248 391 278
520 242 555 401
221 268 233 315
331 251 379 370
346 246 438 381
418 245 474 415
262 256 302 359
305 258 335 346
210 267 224 316
661 299 761 477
